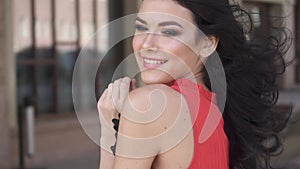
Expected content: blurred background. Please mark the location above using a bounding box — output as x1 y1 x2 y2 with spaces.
0 0 299 169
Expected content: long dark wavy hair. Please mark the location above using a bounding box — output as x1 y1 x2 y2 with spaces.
173 0 292 168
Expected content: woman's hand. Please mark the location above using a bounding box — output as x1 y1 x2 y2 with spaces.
97 77 137 128
97 77 137 145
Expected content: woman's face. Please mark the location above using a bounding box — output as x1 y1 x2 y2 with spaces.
132 0 205 85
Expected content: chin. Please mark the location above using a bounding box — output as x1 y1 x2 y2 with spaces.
141 71 174 85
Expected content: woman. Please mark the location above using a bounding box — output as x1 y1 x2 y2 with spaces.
98 0 290 168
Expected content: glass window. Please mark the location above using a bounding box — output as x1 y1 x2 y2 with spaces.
37 65 55 114
57 46 77 114
14 0 32 55
17 65 35 108
15 0 110 116
250 6 261 28
55 0 77 42
97 0 108 52
244 2 285 39
79 0 94 45
35 0 52 48
246 3 271 38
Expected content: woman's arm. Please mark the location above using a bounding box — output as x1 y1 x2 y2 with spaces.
98 77 135 169
98 82 117 169
112 86 161 169
99 148 114 169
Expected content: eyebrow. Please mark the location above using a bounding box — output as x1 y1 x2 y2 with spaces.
136 17 147 25
136 16 183 28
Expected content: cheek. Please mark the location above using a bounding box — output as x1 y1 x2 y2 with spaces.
166 43 200 69
163 42 191 58
132 35 143 52
174 40 199 58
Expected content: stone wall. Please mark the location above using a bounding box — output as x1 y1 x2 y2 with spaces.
0 0 13 168
296 1 300 64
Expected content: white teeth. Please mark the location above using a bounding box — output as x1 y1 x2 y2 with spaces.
144 58 166 64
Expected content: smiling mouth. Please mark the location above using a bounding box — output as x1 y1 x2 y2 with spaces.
142 57 167 69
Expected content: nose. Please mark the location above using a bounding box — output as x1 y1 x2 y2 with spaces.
142 33 158 51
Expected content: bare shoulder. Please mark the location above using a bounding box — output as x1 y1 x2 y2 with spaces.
124 83 183 112
131 83 181 97
119 83 191 140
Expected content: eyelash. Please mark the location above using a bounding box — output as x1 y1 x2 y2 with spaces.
161 29 180 36
135 24 148 31
135 24 180 36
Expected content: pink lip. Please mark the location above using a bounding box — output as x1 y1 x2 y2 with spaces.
142 57 167 69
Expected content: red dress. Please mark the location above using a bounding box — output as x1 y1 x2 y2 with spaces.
170 78 229 169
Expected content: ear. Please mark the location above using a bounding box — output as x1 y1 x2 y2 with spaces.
197 35 219 58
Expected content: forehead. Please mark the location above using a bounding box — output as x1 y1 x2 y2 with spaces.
138 0 195 24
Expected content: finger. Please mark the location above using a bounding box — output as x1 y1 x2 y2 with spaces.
115 77 131 112
98 83 113 116
113 77 131 112
107 83 113 100
130 79 137 90
112 79 121 106
98 89 109 123
98 88 108 108
119 77 131 100
106 83 120 118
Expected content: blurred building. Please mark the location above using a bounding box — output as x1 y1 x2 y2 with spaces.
1 0 137 168
242 0 298 88
0 0 299 168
